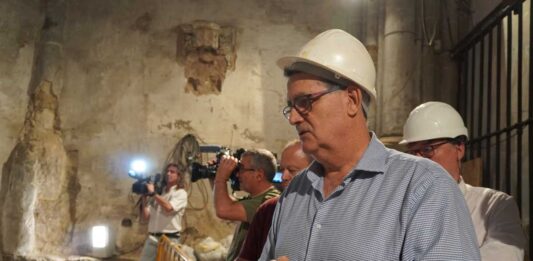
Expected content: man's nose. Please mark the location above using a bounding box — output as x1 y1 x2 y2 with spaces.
281 169 291 181
288 109 303 125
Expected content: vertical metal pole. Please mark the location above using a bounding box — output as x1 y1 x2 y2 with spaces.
505 13 512 194
529 0 533 253
515 4 523 213
527 1 533 252
470 46 477 160
479 36 485 165
487 29 493 188
459 56 468 126
496 21 502 190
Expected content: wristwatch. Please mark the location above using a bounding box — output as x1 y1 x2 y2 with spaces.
147 192 156 197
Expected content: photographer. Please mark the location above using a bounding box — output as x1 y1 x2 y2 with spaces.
139 163 188 261
237 140 311 261
213 149 280 261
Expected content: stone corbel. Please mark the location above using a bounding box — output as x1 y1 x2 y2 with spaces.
176 21 236 95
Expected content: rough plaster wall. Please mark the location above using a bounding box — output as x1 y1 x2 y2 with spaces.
0 0 43 182
53 0 367 256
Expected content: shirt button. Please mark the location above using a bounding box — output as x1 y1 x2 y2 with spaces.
316 224 322 229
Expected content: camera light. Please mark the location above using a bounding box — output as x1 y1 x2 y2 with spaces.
91 225 108 248
130 159 147 174
273 172 282 183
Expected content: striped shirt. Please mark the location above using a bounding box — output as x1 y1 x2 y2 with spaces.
260 133 480 260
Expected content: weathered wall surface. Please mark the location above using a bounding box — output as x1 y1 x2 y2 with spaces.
0 0 42 182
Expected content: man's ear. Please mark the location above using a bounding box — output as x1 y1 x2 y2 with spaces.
456 143 465 161
256 170 266 182
346 86 363 117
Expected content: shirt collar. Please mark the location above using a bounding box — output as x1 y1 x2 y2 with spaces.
252 186 277 198
458 176 467 195
352 132 388 174
165 184 178 193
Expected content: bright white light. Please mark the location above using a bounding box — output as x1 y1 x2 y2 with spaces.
131 159 147 173
92 225 109 248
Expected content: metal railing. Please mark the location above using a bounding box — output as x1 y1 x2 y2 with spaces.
452 0 531 255
156 235 190 261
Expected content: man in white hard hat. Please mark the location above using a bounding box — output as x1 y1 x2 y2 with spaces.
260 29 480 260
400 101 526 261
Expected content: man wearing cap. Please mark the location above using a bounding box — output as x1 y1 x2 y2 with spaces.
260 29 480 260
401 101 526 261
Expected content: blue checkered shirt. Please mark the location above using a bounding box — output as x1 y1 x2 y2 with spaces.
260 133 480 260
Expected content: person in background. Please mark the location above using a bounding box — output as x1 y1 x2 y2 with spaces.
237 140 311 261
260 29 480 260
401 101 526 261
213 149 280 261
139 163 187 261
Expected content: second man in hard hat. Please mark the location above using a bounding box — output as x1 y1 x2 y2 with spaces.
400 101 526 261
260 29 480 260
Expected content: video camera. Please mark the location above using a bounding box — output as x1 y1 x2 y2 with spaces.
129 172 162 195
190 146 245 191
127 159 162 195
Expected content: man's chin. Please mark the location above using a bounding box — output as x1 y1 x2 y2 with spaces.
301 140 317 154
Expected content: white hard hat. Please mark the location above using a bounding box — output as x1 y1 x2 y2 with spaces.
277 29 377 102
399 101 469 144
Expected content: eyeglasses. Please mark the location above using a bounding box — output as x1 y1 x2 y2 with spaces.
282 86 344 120
407 140 453 158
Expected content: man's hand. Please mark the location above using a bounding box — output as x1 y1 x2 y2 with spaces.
215 155 238 182
146 183 155 194
213 155 248 221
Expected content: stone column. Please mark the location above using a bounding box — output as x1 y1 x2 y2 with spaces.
27 0 66 96
364 0 379 130
0 0 72 258
380 0 418 144
439 0 459 106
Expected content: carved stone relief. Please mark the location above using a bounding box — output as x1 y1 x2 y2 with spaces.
177 21 236 95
